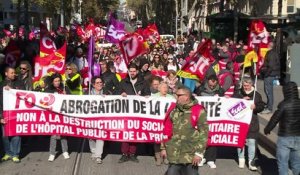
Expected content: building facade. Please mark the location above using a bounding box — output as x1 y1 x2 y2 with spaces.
0 0 58 30
190 0 300 40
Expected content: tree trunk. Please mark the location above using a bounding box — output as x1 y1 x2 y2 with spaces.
24 0 29 40
278 0 283 24
219 0 224 12
187 0 198 19
16 0 21 40
60 0 64 27
175 0 179 39
70 0 77 24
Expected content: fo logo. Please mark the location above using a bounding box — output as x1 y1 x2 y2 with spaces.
39 94 55 109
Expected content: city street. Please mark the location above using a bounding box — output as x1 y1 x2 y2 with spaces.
0 137 277 175
0 80 282 175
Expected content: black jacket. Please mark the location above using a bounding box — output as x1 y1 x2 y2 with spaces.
117 76 151 96
234 88 264 139
100 70 120 95
195 83 224 97
0 79 25 118
260 49 280 77
264 82 300 136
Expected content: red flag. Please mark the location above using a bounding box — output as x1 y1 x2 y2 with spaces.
247 20 270 74
80 67 89 91
34 42 66 82
181 40 212 80
119 33 149 65
85 18 96 38
76 25 87 41
95 25 106 40
57 26 68 36
3 29 12 37
39 23 56 57
18 27 24 37
40 23 49 36
4 40 21 67
143 24 160 44
151 70 168 79
40 35 56 57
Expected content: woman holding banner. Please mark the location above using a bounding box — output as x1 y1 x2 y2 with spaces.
234 77 264 170
86 76 111 164
45 73 71 162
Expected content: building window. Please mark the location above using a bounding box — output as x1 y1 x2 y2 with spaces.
287 0 295 13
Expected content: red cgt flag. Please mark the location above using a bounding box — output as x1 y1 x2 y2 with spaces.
181 40 212 80
247 20 270 75
143 24 160 44
34 42 66 82
39 23 56 57
119 33 149 65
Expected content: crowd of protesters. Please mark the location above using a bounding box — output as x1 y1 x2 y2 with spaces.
0 26 297 175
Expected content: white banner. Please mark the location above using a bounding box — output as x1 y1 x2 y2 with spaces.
3 89 253 147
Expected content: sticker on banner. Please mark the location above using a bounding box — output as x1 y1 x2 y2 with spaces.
227 101 248 120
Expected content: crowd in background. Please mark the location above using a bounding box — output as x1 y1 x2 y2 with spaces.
0 30 283 173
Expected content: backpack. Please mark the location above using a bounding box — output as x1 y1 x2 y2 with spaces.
163 102 203 141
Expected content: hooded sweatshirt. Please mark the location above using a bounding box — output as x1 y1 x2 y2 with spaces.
265 82 300 136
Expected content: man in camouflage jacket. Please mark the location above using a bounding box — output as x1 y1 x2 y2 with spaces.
161 86 208 175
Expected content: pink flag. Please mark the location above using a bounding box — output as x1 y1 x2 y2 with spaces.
105 16 126 43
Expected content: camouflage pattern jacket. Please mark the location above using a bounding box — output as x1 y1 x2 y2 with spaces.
163 100 208 164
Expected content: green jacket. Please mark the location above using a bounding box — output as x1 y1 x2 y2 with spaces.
165 100 208 164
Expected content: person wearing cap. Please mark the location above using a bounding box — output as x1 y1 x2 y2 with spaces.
138 58 151 81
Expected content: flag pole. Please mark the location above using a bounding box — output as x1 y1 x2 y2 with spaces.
252 62 258 102
240 65 246 89
88 35 95 95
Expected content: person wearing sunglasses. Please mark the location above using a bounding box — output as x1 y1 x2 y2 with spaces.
18 60 33 91
65 63 83 95
86 76 111 164
165 55 179 72
161 86 208 175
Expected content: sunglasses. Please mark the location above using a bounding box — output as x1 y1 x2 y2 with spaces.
20 67 27 70
175 94 186 97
